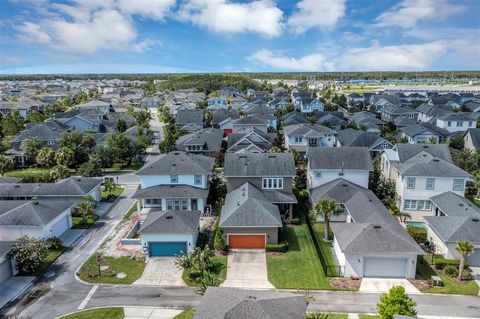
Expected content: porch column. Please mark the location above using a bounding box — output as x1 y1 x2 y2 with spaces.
289 204 293 220
136 198 142 214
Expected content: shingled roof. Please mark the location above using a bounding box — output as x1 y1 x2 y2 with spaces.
139 210 201 234
224 153 295 177
307 147 373 171
0 200 76 227
194 287 307 319
136 151 214 175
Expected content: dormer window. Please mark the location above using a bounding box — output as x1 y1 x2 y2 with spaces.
170 175 178 183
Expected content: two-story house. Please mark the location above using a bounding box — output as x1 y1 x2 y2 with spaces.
134 151 214 214
335 129 392 157
435 113 479 133
380 105 418 122
463 128 480 151
306 147 372 189
175 128 223 156
399 122 450 144
207 97 228 110
221 153 297 248
380 144 471 220
283 123 336 157
226 127 276 153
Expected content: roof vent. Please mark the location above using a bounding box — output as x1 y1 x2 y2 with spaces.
166 215 173 219
245 296 257 300
459 203 464 207
33 201 39 205
433 159 439 162
237 202 240 206
373 225 382 229
173 152 180 155
423 145 429 148
268 155 276 158
341 184 348 187
472 218 479 222
14 185 20 188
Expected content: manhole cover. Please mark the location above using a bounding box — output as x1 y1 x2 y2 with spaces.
116 272 127 279
44 271 55 278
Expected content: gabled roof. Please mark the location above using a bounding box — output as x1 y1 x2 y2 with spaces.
11 123 65 144
224 153 296 177
400 122 451 138
394 144 453 162
397 151 470 178
227 127 275 153
283 123 336 137
430 192 480 217
336 129 387 149
133 185 209 199
280 111 309 126
176 109 204 125
0 200 76 227
0 177 102 197
136 151 214 175
231 115 269 126
425 216 480 244
194 287 307 319
139 210 201 234
176 128 223 152
212 108 240 125
437 112 479 122
464 128 480 148
220 183 282 228
307 147 373 171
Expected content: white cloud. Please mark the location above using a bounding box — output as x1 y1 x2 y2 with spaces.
178 0 283 37
117 0 176 20
249 41 448 71
287 0 345 34
375 0 466 28
16 22 51 44
132 39 161 53
248 49 327 71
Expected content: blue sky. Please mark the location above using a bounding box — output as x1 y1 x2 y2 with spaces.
0 0 479 74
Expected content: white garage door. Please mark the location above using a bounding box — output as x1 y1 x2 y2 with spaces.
50 215 69 238
0 260 13 283
467 249 480 267
363 257 408 278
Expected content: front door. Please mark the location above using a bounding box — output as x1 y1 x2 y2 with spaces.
191 199 197 210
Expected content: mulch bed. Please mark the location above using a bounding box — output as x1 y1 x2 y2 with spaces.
408 278 431 291
330 277 361 290
214 250 228 257
266 252 284 257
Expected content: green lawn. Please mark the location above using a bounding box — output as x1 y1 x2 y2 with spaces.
416 256 479 295
173 309 196 319
267 223 331 289
72 214 99 229
101 186 125 201
5 167 53 177
358 315 380 319
59 307 124 319
123 203 138 220
108 162 145 171
466 195 480 208
77 255 146 285
182 256 227 287
312 222 339 276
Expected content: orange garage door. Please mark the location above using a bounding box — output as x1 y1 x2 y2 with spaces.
228 234 265 249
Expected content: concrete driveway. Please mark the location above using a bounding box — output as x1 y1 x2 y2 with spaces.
133 258 186 287
359 278 420 294
123 306 182 319
222 249 274 289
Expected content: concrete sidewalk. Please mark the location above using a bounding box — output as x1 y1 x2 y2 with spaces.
0 276 35 310
124 306 182 319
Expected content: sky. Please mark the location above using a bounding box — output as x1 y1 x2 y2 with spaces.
0 0 479 74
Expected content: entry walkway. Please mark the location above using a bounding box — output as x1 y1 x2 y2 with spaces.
221 249 274 289
124 306 182 319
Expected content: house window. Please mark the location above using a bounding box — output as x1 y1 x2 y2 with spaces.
166 199 189 210
447 121 452 127
170 175 178 183
153 199 158 204
294 137 303 143
146 199 151 204
426 178 435 190
453 179 464 191
407 177 416 189
309 139 317 146
456 121 462 127
194 175 202 185
338 172 344 176
47 141 55 145
262 178 283 189
469 121 473 127
405 199 431 211
315 172 322 178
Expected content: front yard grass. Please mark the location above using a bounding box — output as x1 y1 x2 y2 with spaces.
72 214 99 229
182 256 227 287
466 194 480 208
358 315 380 319
416 256 479 295
59 307 124 319
267 223 331 289
101 185 125 201
173 309 196 319
77 255 146 285
308 314 348 319
123 203 138 220
107 162 145 171
312 222 340 276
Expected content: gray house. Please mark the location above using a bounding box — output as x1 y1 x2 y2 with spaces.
176 109 205 132
175 128 223 156
226 127 276 153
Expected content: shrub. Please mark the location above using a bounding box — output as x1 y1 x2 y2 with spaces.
434 260 446 270
213 224 226 251
46 237 64 250
445 265 459 277
266 243 287 253
407 226 427 244
290 217 301 225
434 257 469 270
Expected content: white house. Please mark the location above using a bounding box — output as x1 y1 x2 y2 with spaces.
307 147 372 189
134 151 214 214
380 144 470 220
283 123 336 157
0 200 76 241
435 113 479 133
139 210 201 257
310 179 422 278
0 241 17 284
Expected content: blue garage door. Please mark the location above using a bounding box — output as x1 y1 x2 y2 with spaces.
148 242 187 257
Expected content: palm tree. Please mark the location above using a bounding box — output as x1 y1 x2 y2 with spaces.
268 146 283 153
456 241 474 280
310 198 342 241
76 195 97 224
